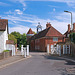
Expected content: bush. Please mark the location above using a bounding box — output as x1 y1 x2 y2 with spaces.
69 33 75 43
3 50 10 52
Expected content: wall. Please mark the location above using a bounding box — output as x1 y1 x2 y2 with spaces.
0 26 8 53
0 31 5 53
45 37 63 53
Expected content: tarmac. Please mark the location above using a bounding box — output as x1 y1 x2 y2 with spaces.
0 51 31 69
0 51 75 69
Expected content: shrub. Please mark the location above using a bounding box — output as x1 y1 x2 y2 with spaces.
3 50 10 52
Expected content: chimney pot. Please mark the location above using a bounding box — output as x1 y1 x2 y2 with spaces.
73 23 75 31
46 22 51 28
68 24 70 32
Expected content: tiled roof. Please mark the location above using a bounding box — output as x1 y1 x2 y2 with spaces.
6 40 14 44
30 25 63 40
46 26 63 37
0 19 8 31
27 28 34 34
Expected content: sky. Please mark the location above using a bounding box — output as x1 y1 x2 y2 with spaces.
0 0 75 34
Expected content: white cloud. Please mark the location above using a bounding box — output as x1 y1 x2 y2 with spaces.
15 9 23 15
0 2 9 6
3 10 75 34
9 25 36 34
53 8 55 12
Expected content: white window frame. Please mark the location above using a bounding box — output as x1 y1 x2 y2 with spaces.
53 37 58 42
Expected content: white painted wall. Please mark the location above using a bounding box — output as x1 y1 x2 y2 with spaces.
0 25 8 53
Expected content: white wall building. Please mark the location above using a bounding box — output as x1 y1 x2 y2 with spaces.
0 19 15 53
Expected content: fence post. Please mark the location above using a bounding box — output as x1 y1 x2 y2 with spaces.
12 45 14 56
13 46 15 56
21 45 23 56
27 45 29 56
63 45 65 54
47 44 49 54
59 45 61 56
24 47 26 58
66 45 67 54
69 45 70 54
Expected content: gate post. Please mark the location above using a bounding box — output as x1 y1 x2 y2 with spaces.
12 45 14 56
59 45 61 56
24 47 26 58
27 45 29 56
47 44 49 54
63 45 65 54
69 45 70 54
21 45 23 56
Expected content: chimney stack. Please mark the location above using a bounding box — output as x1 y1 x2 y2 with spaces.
68 24 70 32
73 23 75 31
46 22 51 29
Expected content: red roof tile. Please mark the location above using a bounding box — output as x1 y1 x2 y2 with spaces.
27 28 34 34
0 19 8 31
30 24 64 40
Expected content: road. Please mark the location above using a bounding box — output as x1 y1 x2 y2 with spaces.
0 52 75 75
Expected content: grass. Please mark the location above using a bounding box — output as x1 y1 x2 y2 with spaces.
3 50 10 52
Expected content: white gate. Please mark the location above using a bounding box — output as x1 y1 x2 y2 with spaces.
51 44 61 56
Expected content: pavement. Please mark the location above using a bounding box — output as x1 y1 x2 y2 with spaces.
0 50 31 69
0 52 75 75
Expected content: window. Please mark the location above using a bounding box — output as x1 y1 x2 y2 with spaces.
53 37 58 42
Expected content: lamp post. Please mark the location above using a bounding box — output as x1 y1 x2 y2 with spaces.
64 11 72 30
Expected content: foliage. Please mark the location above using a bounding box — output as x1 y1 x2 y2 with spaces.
69 33 75 43
3 50 10 52
8 34 17 44
33 31 36 34
10 31 27 49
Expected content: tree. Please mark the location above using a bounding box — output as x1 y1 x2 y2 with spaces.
11 31 21 47
69 33 75 43
10 31 27 49
20 33 27 47
8 34 17 44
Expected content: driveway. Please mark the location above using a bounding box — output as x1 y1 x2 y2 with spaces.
0 52 75 75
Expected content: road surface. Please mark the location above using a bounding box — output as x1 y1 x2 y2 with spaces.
0 52 75 75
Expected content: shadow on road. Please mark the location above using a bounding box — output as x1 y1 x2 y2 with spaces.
43 55 75 65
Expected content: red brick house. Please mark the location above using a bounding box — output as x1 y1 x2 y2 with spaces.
64 23 75 42
27 23 64 52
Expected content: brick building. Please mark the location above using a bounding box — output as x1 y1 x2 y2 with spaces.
27 23 64 52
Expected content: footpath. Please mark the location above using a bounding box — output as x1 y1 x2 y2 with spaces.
0 51 31 69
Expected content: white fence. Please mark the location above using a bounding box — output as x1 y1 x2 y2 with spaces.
6 44 16 56
47 44 71 56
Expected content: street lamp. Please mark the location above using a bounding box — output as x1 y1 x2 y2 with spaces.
64 11 72 30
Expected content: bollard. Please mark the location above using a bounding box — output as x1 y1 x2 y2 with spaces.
27 45 29 56
12 45 14 56
21 45 23 56
13 46 15 56
47 44 49 54
24 47 26 58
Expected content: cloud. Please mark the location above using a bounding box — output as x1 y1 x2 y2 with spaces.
9 25 36 34
53 8 55 12
15 9 23 15
3 9 75 34
0 2 10 6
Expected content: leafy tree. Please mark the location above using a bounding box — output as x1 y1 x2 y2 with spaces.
11 31 21 47
8 34 17 44
69 33 75 43
10 31 27 49
20 33 27 47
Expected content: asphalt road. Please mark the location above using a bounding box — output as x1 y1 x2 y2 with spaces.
0 52 75 75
